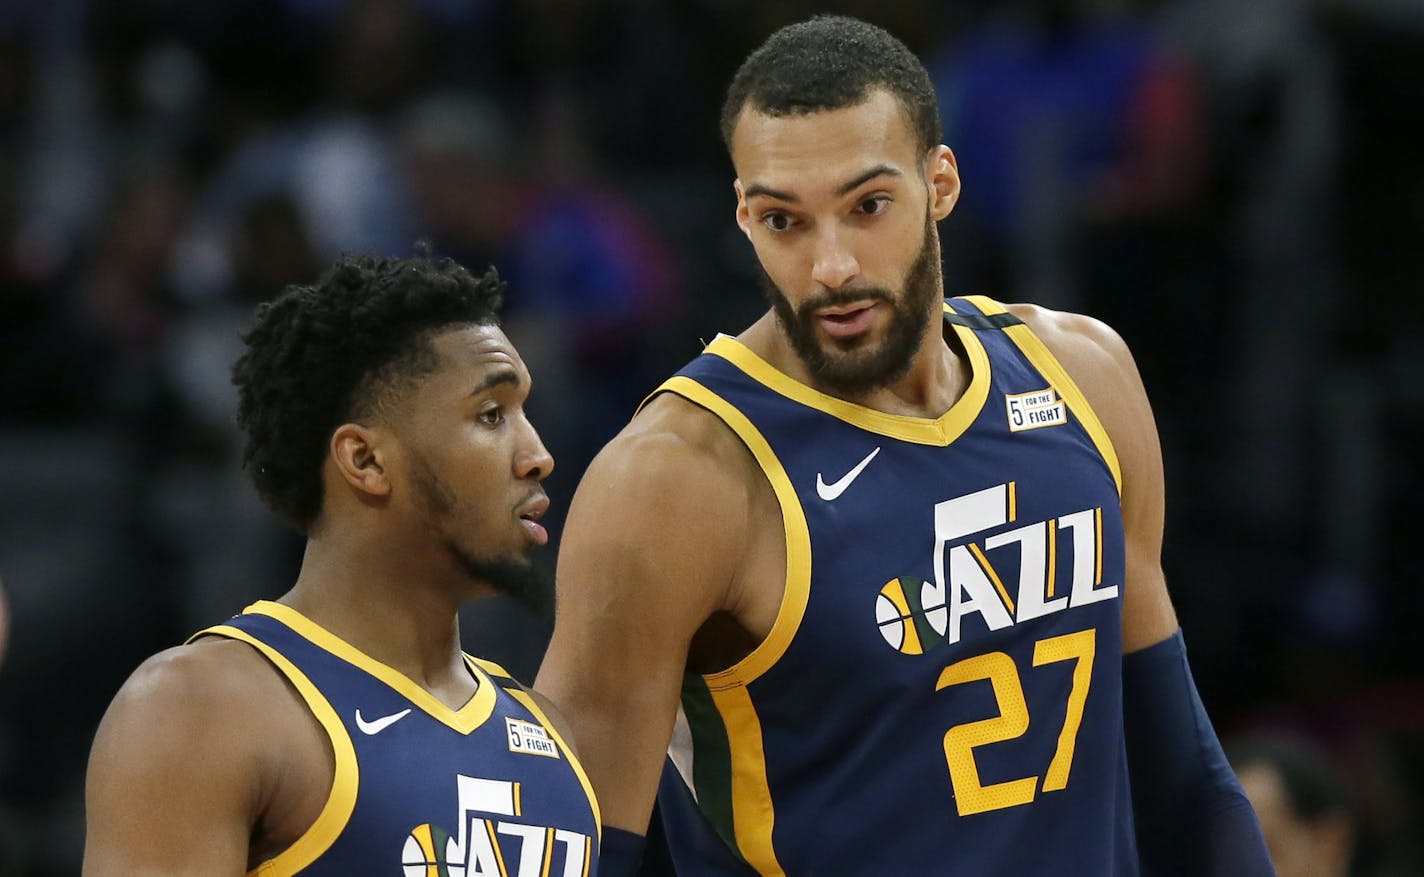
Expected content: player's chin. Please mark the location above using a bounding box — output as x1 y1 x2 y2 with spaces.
489 555 554 617
820 334 887 365
493 541 538 565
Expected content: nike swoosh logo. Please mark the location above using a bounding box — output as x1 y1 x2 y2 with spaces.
816 447 881 501
355 708 412 735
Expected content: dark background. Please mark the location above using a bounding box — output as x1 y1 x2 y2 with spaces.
1 1 1421 874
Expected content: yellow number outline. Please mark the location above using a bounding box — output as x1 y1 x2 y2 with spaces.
936 628 1097 815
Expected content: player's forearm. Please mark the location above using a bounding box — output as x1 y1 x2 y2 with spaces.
1123 631 1274 876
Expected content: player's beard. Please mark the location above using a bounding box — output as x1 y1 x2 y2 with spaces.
760 213 942 396
413 459 554 618
445 548 553 619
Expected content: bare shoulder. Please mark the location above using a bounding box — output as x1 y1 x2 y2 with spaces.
91 637 286 773
84 636 300 874
1005 303 1139 386
1003 302 1154 435
571 391 762 560
555 388 765 638
522 687 581 753
104 637 283 725
608 390 760 487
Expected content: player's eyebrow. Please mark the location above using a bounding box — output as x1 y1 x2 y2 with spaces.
742 164 903 203
742 182 799 202
835 164 901 196
469 369 520 396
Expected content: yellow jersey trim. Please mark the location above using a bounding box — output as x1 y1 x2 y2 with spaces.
697 302 990 446
243 601 498 734
201 623 359 877
503 686 604 841
470 656 511 676
710 684 786 877
961 296 1123 495
655 376 812 690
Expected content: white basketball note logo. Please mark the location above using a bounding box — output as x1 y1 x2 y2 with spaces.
402 775 593 877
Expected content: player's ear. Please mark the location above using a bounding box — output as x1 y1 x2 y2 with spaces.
330 423 392 498
734 179 754 241
926 146 960 221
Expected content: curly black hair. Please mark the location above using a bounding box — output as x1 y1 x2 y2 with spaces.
231 251 504 532
720 15 942 159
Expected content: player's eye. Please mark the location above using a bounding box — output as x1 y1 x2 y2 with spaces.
761 212 795 232
859 196 891 216
478 406 505 427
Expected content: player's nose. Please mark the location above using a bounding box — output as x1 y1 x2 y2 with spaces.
514 415 554 481
810 226 860 290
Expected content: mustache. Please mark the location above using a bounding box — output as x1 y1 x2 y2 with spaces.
513 487 549 516
795 286 895 317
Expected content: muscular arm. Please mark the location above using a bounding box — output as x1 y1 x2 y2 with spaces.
83 641 283 876
536 396 754 839
1017 305 1273 875
1010 304 1177 653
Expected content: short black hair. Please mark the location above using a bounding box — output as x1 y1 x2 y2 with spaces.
232 251 504 531
721 15 942 158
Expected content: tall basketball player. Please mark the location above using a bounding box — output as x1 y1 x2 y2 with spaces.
537 15 1272 877
83 254 601 876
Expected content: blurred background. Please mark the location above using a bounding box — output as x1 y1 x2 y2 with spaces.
1 0 1422 874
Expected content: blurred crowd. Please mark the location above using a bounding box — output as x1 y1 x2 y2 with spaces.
1 1 1422 874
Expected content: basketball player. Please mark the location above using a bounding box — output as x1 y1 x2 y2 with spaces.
537 16 1272 876
83 254 601 876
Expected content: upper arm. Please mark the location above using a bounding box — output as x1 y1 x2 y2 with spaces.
536 397 752 832
83 642 271 876
1010 304 1179 652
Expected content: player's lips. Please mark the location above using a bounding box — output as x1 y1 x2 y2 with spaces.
816 301 879 338
516 494 550 546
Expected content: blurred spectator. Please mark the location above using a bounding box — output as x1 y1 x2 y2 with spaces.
1 173 99 424
929 0 1207 310
1230 735 1358 877
79 166 190 358
398 89 682 483
169 0 429 308
1233 682 1424 877
157 193 317 631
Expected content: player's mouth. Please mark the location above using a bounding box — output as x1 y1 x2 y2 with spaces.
516 494 550 546
816 301 879 339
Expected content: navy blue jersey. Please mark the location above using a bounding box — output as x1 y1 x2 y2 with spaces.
194 601 601 877
655 297 1138 875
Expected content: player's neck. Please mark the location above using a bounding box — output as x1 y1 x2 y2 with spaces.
743 310 968 419
278 535 477 708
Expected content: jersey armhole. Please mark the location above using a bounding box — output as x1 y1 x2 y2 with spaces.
962 295 1123 495
200 625 360 877
655 376 811 691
